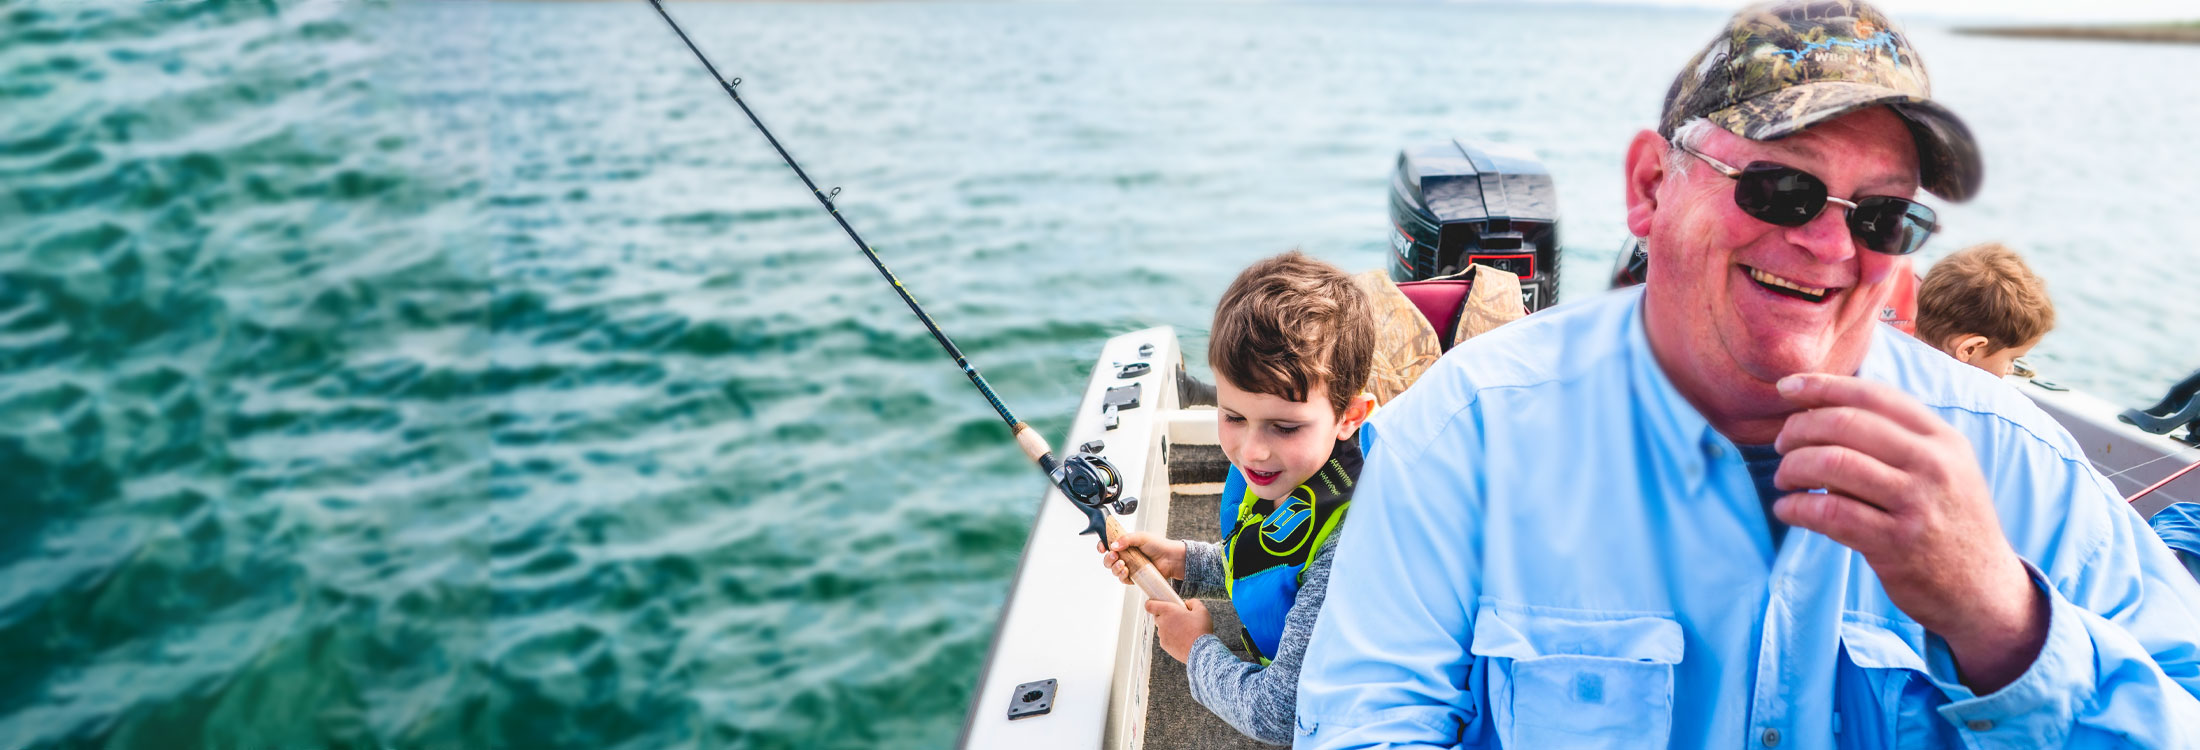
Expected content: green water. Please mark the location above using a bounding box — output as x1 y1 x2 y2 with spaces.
2 1 2194 748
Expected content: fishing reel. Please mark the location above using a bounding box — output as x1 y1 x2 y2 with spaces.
1052 440 1139 545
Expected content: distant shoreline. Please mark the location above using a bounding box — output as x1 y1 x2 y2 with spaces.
1956 22 2200 45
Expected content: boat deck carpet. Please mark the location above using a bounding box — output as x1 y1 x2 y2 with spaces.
1142 442 1280 748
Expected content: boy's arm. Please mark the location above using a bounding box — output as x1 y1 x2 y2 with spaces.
1176 540 1226 600
1183 537 1340 747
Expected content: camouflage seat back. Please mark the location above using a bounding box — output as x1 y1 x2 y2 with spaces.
1352 265 1525 404
1353 270 1443 405
1452 264 1526 344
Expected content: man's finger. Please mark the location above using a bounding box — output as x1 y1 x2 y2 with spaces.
1776 373 1944 436
1773 490 1896 555
1774 445 1910 511
1775 405 1928 470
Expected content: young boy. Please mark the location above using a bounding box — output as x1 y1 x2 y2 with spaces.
1097 251 1375 746
1915 242 2056 378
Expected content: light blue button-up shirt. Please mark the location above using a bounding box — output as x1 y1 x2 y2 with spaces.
1295 287 2200 749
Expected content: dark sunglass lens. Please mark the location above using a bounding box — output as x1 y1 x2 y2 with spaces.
1734 163 1824 227
1848 197 1936 255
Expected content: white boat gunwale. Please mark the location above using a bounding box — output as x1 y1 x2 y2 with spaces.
959 327 1186 750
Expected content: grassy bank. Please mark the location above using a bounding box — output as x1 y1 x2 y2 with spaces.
1957 21 2200 44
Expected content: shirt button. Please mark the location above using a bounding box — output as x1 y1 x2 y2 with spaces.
1967 719 1995 732
1761 728 1781 747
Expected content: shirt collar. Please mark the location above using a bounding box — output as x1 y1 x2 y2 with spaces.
1623 291 1725 491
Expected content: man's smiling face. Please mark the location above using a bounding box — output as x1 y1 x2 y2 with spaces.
1633 107 1921 438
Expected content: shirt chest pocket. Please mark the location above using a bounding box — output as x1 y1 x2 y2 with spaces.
1468 600 1685 750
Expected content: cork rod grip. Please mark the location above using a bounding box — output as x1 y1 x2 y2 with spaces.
1011 422 1050 463
1106 514 1188 609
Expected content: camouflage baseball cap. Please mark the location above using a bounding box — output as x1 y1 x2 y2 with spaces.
1659 0 1982 202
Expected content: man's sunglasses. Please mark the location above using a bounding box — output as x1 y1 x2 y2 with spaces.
1679 143 1939 256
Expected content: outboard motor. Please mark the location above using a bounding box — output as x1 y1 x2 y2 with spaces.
1387 139 1562 312
1610 236 1649 289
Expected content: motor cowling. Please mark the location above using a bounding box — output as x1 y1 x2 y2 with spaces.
1387 139 1562 312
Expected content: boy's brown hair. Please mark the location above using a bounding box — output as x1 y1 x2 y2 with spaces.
1915 242 2056 352
1209 251 1375 416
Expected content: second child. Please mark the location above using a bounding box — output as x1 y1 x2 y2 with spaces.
1914 241 2056 377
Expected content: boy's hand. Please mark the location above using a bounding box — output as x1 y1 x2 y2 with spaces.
1096 531 1186 583
1145 598 1214 664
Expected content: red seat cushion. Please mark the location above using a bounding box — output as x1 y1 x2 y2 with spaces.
1396 279 1474 350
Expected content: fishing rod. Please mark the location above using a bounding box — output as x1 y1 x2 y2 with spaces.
2129 457 2200 505
645 0 1184 609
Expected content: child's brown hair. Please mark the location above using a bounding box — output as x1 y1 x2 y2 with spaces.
1915 242 2056 352
1208 251 1375 416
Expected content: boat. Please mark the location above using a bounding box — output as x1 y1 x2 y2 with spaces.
956 141 2200 750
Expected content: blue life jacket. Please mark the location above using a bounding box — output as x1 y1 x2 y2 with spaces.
1218 435 1362 664
2148 503 2200 584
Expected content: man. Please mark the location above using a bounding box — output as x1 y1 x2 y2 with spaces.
1294 2 2200 748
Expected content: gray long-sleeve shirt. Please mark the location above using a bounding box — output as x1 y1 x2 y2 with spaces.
1172 536 1338 746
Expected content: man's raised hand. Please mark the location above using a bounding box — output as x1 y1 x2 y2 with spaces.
1771 372 2049 694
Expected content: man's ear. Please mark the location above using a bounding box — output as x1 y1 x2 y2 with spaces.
1335 392 1377 440
1946 334 1991 363
1623 129 1671 240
